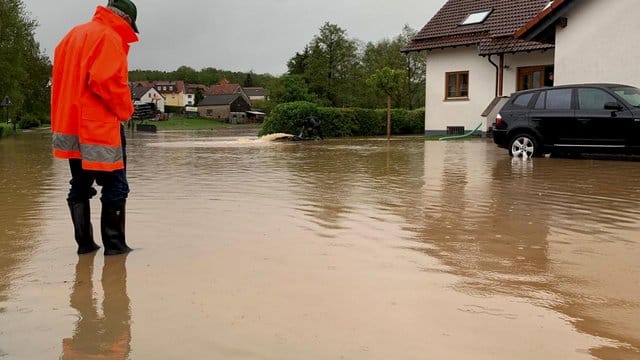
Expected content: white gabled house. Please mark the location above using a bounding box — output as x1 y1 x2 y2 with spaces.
404 0 640 136
131 86 165 113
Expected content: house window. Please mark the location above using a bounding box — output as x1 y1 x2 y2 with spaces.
460 10 492 25
445 71 469 100
206 109 213 116
517 65 554 91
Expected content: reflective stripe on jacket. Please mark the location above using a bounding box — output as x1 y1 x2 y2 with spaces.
51 6 138 171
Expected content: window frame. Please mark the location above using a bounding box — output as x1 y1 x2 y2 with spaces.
445 71 470 101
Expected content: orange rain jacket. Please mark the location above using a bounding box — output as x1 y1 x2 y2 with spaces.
51 6 139 171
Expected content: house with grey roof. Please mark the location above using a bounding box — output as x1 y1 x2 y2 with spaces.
405 0 640 136
197 94 251 121
243 87 270 102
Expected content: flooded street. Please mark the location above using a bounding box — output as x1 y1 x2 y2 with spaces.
1 127 639 359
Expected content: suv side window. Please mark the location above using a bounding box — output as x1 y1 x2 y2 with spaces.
513 93 535 108
545 89 573 110
578 88 617 110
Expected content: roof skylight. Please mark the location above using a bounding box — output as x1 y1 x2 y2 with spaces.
461 9 492 25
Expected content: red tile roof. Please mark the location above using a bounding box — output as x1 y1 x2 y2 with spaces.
515 0 573 40
478 37 553 55
404 0 554 54
209 79 241 95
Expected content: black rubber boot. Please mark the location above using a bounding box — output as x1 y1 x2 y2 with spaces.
68 201 100 255
101 201 133 256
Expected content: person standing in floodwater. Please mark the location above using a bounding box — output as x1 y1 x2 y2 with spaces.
51 0 140 256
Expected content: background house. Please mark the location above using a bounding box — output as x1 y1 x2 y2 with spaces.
197 94 252 121
185 84 209 106
131 86 165 113
210 79 251 104
404 0 555 136
154 81 186 108
243 87 270 102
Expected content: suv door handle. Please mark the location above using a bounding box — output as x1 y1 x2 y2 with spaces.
577 118 590 123
531 117 542 122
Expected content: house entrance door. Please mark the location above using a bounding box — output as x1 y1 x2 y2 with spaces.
517 65 554 91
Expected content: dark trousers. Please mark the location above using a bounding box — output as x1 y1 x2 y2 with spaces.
67 125 129 206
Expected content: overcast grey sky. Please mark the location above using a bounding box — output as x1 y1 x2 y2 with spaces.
22 0 446 76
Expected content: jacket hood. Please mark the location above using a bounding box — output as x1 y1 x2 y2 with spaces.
92 6 139 44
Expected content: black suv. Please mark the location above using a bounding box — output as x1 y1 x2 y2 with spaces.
493 84 640 157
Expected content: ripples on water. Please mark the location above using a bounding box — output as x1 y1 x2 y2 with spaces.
1 130 639 358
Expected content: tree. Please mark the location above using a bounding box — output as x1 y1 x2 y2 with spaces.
271 75 311 103
360 25 426 109
399 25 426 110
194 88 205 106
243 72 254 87
287 46 309 75
368 67 406 139
303 22 360 107
0 0 51 121
174 66 199 84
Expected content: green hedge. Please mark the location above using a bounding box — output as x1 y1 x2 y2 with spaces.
259 101 425 137
0 124 8 138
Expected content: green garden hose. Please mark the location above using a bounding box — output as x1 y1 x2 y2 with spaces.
438 122 483 141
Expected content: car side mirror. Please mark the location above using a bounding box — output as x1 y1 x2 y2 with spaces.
604 101 623 111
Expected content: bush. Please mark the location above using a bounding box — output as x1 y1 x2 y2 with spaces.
259 102 425 137
259 101 318 136
0 124 8 138
17 115 41 129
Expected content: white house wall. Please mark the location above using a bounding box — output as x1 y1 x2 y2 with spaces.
424 48 554 135
554 0 640 88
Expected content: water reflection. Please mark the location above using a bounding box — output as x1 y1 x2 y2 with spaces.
0 132 54 305
280 139 426 235
414 142 640 356
61 254 131 360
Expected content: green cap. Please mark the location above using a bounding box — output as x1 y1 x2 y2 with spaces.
109 0 139 33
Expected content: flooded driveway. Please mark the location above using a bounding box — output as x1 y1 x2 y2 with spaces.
1 128 639 359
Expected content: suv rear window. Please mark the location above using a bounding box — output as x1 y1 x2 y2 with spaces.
545 89 573 110
513 93 535 108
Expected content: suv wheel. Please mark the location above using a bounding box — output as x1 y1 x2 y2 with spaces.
509 134 539 158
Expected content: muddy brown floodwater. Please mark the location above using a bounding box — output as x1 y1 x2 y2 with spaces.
1 127 639 359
